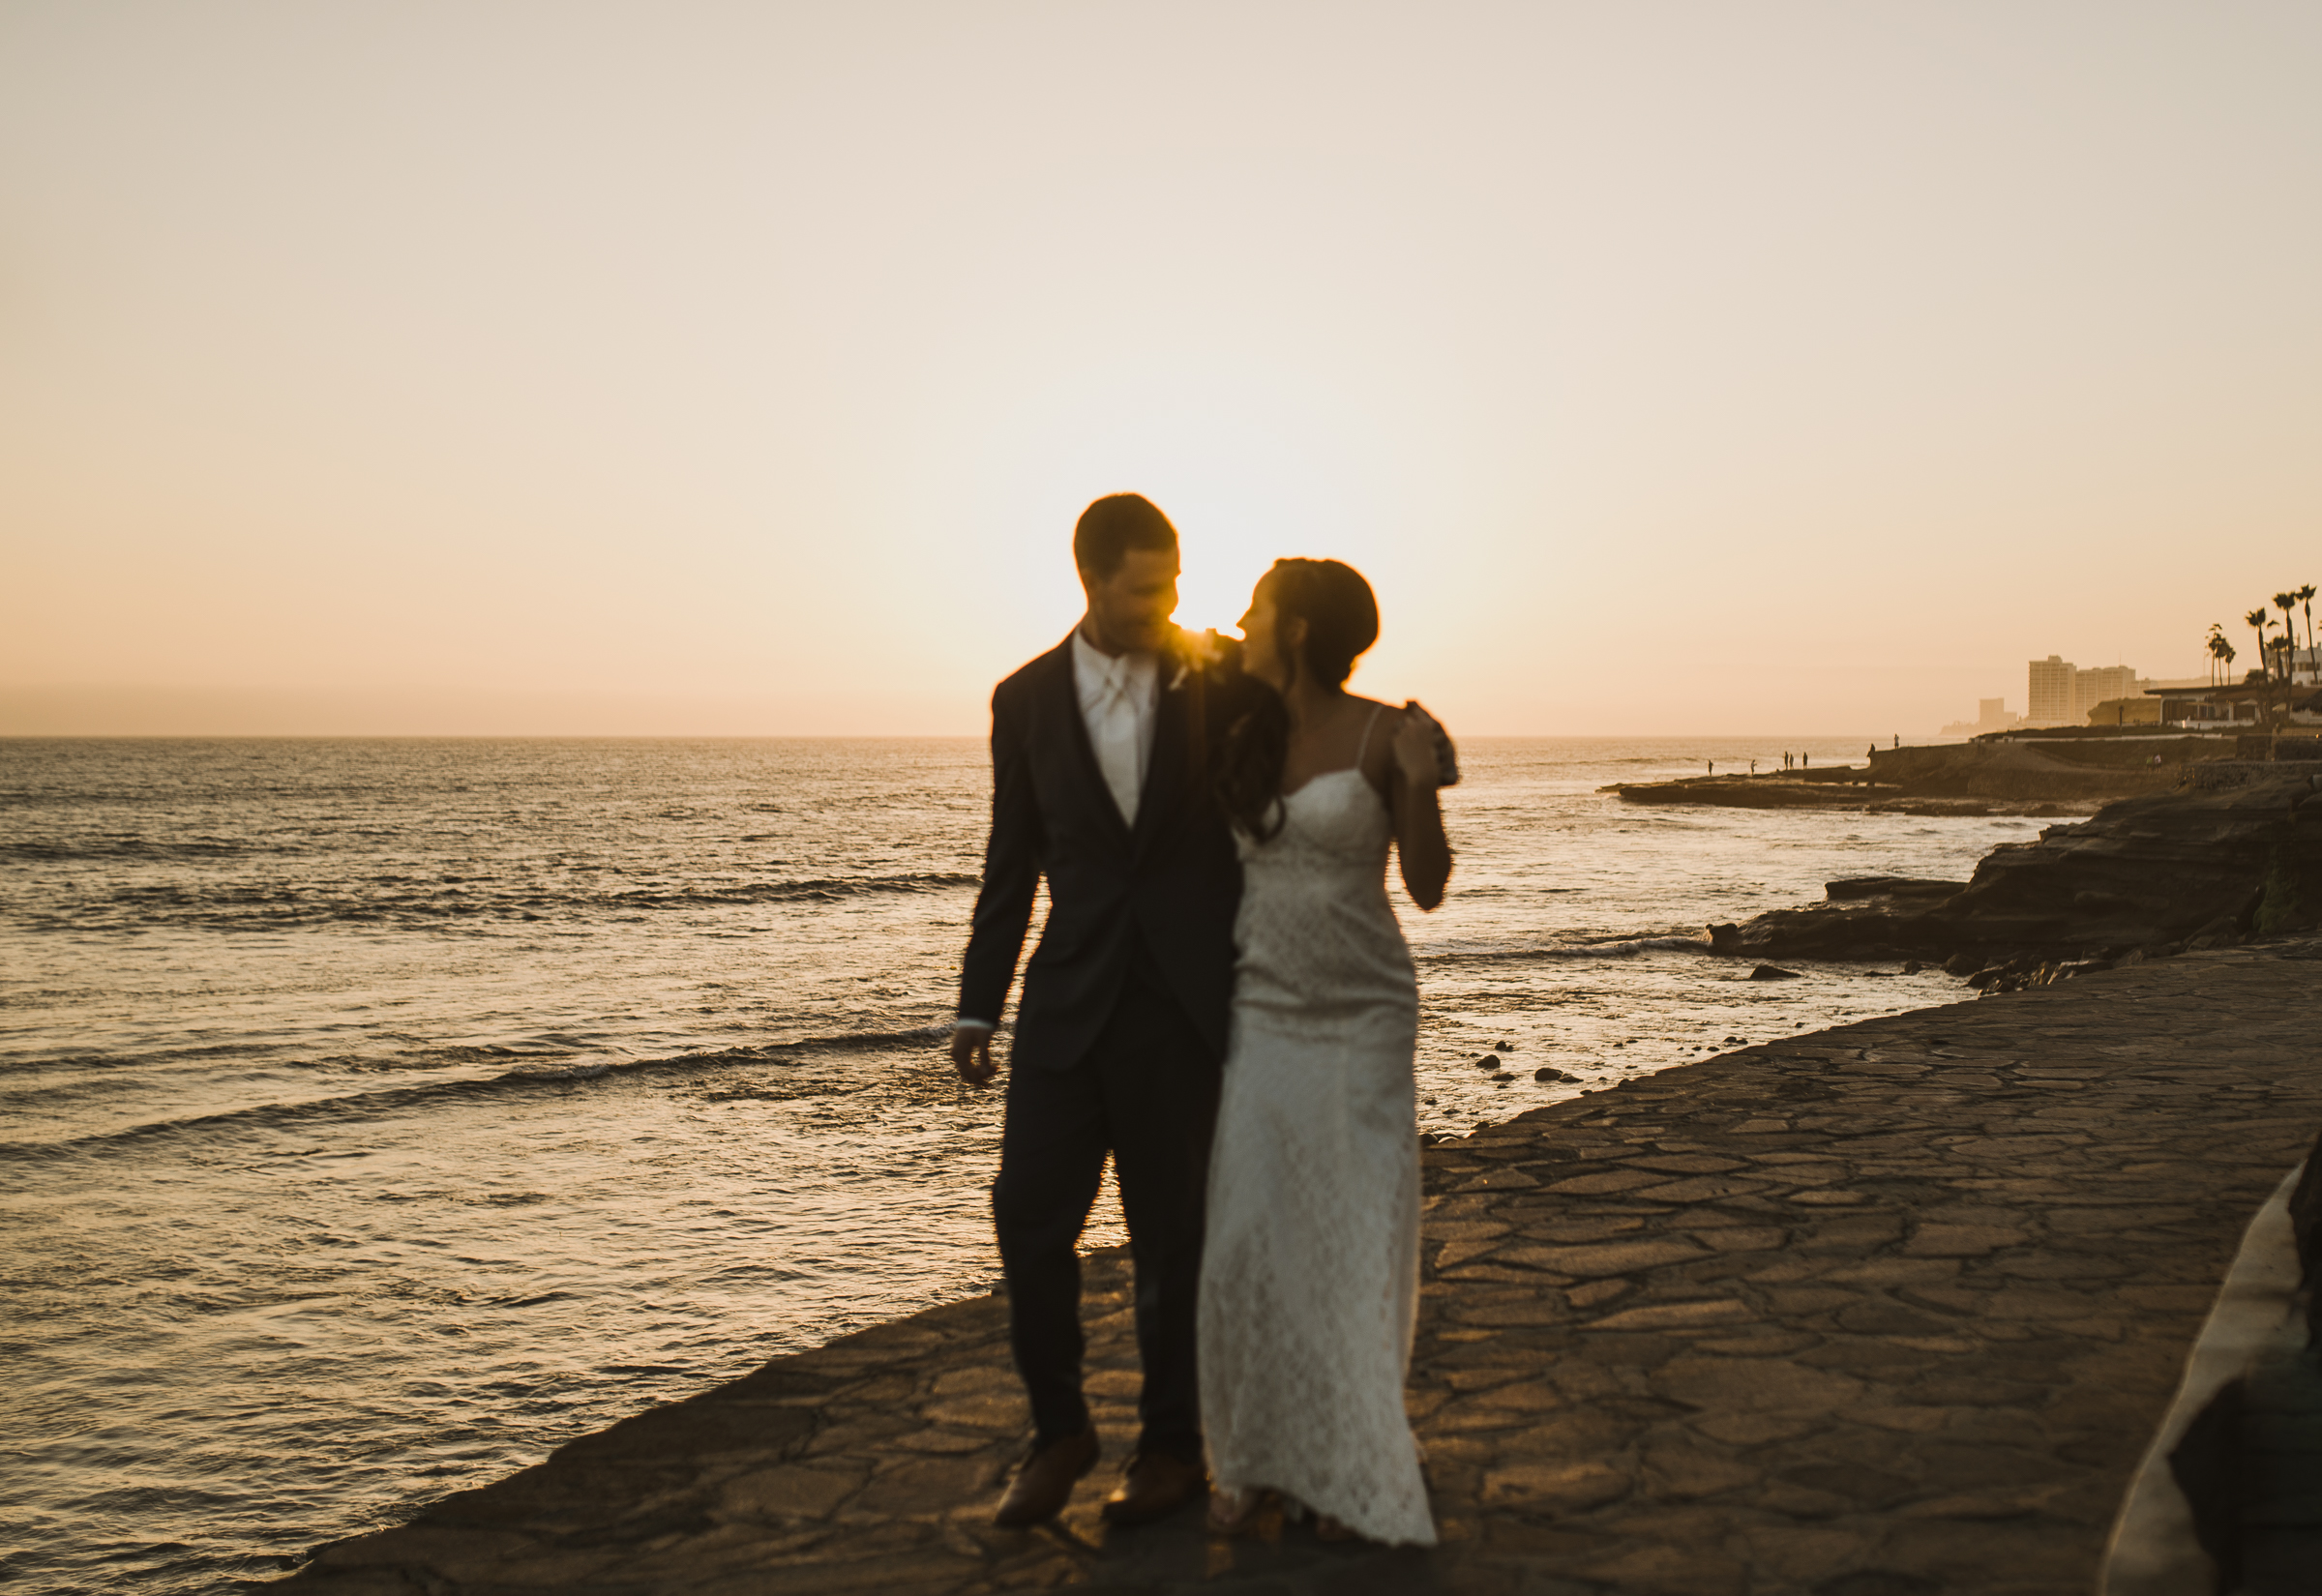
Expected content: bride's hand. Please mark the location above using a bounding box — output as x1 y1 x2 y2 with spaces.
1171 626 1228 668
1391 702 1446 789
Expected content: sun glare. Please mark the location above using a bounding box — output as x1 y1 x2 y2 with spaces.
961 361 1422 645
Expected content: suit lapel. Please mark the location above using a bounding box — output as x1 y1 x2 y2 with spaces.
1131 664 1192 860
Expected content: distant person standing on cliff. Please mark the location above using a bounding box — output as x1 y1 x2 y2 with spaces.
950 494 1264 1529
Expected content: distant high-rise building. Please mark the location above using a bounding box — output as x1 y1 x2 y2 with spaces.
1977 698 2019 730
1941 696 2025 737
2073 665 2141 720
2028 656 2076 724
2027 657 2150 724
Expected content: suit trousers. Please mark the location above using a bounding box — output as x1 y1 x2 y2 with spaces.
992 960 1222 1463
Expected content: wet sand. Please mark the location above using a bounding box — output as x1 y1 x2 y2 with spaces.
273 938 2322 1595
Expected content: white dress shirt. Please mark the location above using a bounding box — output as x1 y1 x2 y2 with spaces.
1072 626 1160 829
957 628 1161 1033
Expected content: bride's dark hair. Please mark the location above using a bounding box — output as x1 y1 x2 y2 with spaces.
1215 558 1381 841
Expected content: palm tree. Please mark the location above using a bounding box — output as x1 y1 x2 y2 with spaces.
2299 582 2318 676
2276 591 2300 671
2206 623 2227 686
2208 636 2237 720
2248 607 2275 724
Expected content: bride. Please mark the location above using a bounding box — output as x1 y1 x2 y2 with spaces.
1200 557 1450 1547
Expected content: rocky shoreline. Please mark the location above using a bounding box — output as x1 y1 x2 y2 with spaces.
270 939 2322 1596
1610 734 2246 816
1710 769 2322 979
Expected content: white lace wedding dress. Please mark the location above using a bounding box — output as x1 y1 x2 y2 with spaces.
1197 750 1436 1546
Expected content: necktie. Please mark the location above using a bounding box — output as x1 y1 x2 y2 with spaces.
1093 657 1145 827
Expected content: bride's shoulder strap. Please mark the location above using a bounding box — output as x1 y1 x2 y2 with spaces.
1354 701 1386 767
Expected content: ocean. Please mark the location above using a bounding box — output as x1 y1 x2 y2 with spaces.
1 735 2029 1593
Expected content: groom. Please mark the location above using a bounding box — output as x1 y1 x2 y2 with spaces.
951 492 1255 1528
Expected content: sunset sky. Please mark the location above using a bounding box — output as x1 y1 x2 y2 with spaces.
4 1 2315 736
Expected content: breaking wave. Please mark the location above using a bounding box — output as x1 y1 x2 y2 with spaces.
3 871 984 932
0 1022 965 1160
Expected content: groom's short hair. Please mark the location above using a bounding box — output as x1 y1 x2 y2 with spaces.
1074 493 1178 580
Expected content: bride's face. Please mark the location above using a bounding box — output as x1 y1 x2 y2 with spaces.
1237 576 1298 691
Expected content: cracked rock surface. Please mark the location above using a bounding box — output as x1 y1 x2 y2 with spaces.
273 940 2322 1595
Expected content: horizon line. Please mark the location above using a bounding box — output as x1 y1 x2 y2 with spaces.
0 729 1965 743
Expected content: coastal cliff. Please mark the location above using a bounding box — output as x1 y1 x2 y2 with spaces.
1712 769 2322 967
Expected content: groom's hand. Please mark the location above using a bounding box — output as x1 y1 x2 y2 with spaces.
951 1022 998 1087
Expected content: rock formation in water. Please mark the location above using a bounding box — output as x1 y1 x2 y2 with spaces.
1711 770 2322 967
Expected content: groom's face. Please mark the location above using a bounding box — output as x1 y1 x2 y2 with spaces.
1080 548 1180 655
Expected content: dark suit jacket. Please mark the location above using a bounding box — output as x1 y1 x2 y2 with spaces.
960 631 1254 1072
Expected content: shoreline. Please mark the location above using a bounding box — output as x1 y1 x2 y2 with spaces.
1606 775 2105 817
1616 775 2108 816
1608 732 2277 815
274 936 2322 1595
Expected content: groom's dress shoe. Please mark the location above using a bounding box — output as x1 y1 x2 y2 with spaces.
1099 1452 1208 1526
994 1429 1098 1527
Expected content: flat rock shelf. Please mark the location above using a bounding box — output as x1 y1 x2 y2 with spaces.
273 940 2322 1596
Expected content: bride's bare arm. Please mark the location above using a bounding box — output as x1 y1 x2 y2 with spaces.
1386 704 1451 910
